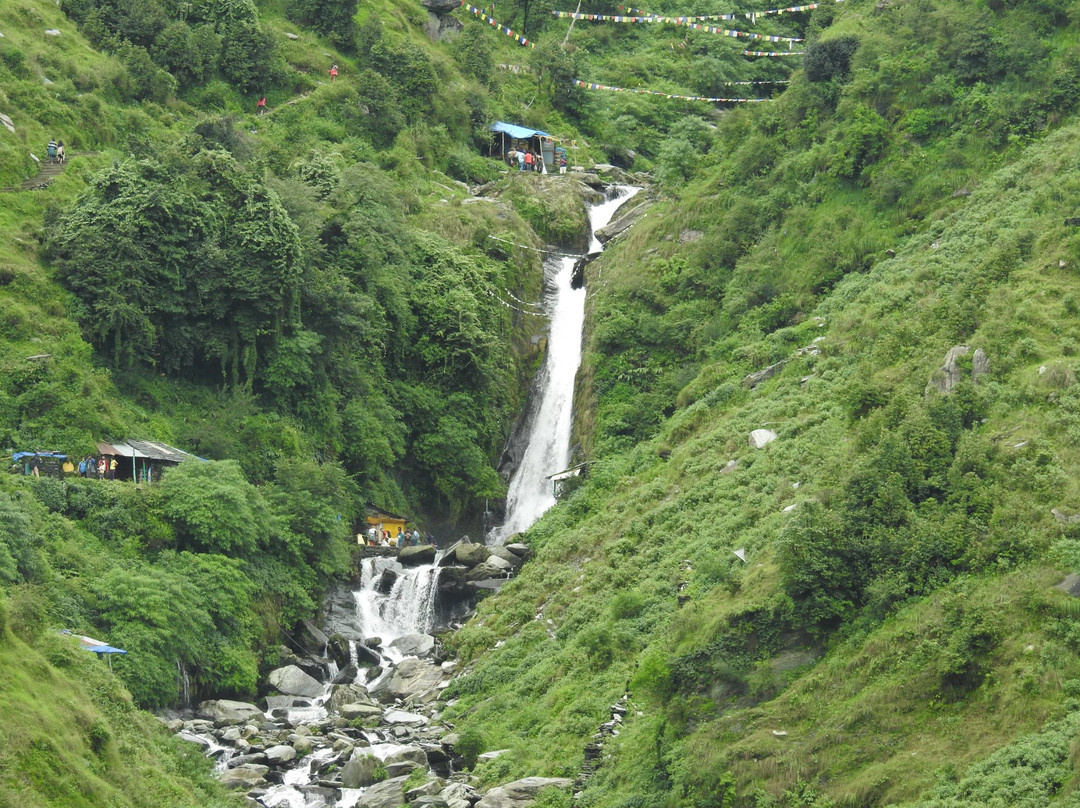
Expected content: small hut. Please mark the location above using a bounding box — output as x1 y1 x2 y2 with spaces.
489 121 557 171
364 505 408 545
96 439 197 483
11 451 67 477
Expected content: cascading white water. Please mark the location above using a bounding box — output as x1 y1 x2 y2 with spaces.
352 557 442 645
488 186 640 544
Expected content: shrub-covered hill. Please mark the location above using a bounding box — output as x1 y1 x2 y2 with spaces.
438 1 1080 807
0 0 596 794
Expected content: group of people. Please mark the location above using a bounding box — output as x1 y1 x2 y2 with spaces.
78 456 117 480
507 147 543 172
362 527 433 548
46 139 65 164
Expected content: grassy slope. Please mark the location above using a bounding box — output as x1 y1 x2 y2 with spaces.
0 618 234 808
441 3 1080 806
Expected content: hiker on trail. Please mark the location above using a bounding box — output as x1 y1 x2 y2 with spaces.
329 64 339 81
47 140 58 162
56 141 65 164
524 150 534 171
516 149 525 171
257 96 266 115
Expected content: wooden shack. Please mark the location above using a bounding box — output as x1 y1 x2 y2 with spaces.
96 439 197 483
489 121 557 172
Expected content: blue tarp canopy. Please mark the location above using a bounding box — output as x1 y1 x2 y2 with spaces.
60 630 127 655
12 451 66 461
490 121 549 139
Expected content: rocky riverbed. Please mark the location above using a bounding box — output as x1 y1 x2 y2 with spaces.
163 542 573 808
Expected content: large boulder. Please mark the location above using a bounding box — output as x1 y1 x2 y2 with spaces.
357 776 410 808
327 633 350 668
389 633 435 658
749 429 777 449
370 657 444 702
327 683 374 713
399 545 437 566
218 764 269 789
441 782 482 808
340 703 383 720
384 745 428 776
268 665 324 699
467 560 511 581
486 546 522 569
421 0 461 12
504 543 531 559
265 745 298 764
594 196 649 244
341 750 380 788
196 699 264 726
454 542 490 567
475 777 575 808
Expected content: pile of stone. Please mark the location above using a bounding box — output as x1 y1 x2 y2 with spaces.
436 540 532 596
166 627 571 808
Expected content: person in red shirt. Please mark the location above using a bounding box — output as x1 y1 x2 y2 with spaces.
524 150 534 171
257 96 267 115
329 64 339 81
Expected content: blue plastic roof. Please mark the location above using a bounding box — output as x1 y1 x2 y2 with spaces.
12 451 66 461
490 121 549 139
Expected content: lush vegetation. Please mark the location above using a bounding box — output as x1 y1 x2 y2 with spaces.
5 0 1080 805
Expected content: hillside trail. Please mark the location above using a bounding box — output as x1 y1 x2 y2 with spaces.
0 151 96 192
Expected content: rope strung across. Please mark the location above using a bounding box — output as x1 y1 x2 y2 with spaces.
613 0 844 22
551 11 805 43
488 234 584 259
574 79 768 103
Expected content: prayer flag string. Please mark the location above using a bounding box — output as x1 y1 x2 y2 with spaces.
613 0 843 22
551 10 805 41
573 79 768 102
460 2 534 46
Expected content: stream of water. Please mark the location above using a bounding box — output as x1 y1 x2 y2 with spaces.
487 186 640 544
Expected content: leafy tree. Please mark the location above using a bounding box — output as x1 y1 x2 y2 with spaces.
803 35 859 82
287 0 358 50
158 460 268 556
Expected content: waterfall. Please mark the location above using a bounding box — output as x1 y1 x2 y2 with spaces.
488 186 640 544
351 556 442 643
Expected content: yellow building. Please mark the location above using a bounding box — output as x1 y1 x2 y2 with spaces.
364 506 408 546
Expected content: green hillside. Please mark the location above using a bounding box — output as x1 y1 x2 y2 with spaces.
4 0 1080 806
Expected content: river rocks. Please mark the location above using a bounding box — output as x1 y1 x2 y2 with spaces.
594 194 649 244
327 683 374 712
357 776 410 808
487 546 523 569
340 702 383 720
219 764 270 789
476 777 576 808
264 744 297 764
399 544 438 566
341 750 380 787
505 543 532 559
468 560 511 581
453 542 490 567
383 708 430 725
389 633 435 658
371 657 445 702
384 745 428 776
327 632 350 668
268 665 324 699
197 699 264 726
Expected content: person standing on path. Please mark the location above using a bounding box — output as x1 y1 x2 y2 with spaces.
257 96 267 115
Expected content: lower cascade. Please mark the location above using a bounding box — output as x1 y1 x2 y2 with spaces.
164 184 643 808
